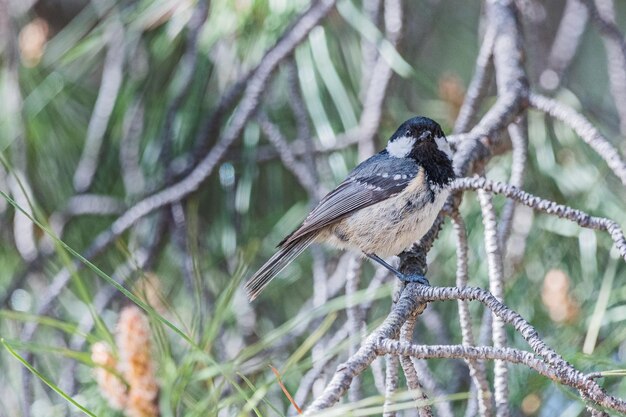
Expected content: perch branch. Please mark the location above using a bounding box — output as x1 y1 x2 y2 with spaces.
308 282 626 414
404 286 626 413
304 284 428 414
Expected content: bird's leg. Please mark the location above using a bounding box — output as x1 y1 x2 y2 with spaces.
364 253 430 285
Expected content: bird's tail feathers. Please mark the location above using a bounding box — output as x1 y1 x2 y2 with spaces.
245 234 315 301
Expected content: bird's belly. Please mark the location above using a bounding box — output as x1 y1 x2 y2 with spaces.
324 187 449 257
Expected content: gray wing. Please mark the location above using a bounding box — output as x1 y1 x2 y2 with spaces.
279 153 420 246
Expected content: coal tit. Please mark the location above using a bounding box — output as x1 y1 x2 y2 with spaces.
246 116 455 300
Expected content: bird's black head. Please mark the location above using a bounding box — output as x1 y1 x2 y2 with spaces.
386 116 455 185
387 117 450 159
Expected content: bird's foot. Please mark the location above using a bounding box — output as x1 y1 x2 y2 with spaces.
398 273 430 286
363 253 431 286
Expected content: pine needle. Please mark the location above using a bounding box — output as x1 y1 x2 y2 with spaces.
269 365 302 414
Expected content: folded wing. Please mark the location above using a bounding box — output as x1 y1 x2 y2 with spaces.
280 154 420 246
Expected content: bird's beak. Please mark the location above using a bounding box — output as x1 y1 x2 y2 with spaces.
418 130 431 141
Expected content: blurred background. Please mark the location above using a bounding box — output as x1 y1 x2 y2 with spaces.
1 0 626 416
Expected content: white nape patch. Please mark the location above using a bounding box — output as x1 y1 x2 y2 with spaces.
387 135 415 158
435 136 453 159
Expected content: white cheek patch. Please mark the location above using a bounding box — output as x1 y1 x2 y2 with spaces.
435 136 453 159
387 136 415 158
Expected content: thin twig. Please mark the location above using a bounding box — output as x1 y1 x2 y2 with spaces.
285 59 318 188
579 0 626 67
252 131 361 162
399 285 626 413
529 92 626 186
292 326 348 410
73 19 125 192
307 281 626 414
399 315 432 416
345 254 364 402
452 176 626 260
382 354 399 417
156 0 209 167
304 284 428 414
515 0 548 80
452 211 494 417
370 354 387 397
119 99 145 197
257 113 321 199
357 0 403 160
478 189 509 417
8 172 37 262
411 359 455 417
359 0 381 99
497 115 528 248
453 25 496 134
583 0 626 135
375 342 569 394
539 0 588 91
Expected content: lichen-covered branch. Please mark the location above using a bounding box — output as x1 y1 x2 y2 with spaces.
452 211 494 417
452 176 626 260
399 315 432 416
497 115 528 247
304 284 428 414
382 354 400 417
477 189 509 417
405 286 626 413
307 281 626 414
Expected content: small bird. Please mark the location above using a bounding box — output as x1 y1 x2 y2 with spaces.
245 116 455 300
